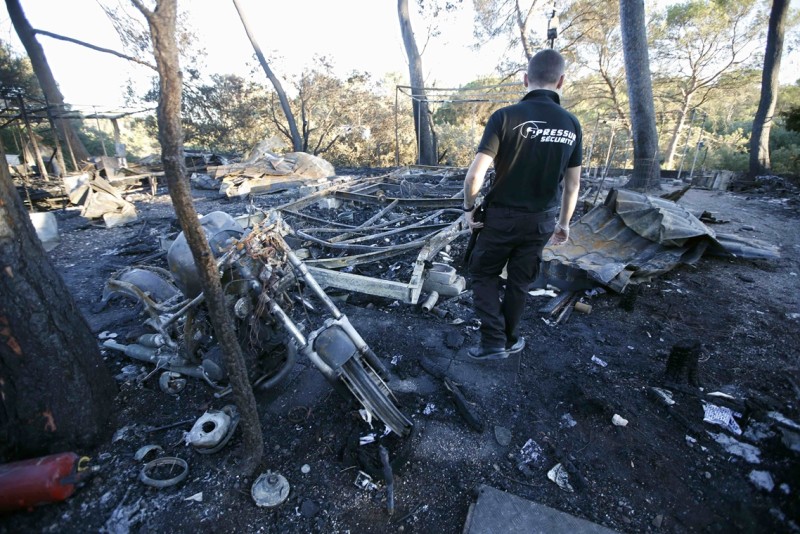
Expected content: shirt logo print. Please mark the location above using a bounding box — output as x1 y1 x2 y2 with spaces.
513 120 547 139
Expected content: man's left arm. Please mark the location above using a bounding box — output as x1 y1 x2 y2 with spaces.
551 165 581 245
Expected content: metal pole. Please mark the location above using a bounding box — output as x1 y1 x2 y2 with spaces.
94 106 108 157
584 114 599 177
394 86 400 167
415 98 421 165
62 117 79 171
688 114 707 182
18 95 49 181
601 126 616 180
43 94 67 176
676 109 696 182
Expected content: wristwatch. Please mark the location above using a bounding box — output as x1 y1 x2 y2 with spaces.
462 204 476 212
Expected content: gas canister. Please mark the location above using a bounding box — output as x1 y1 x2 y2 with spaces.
0 452 91 513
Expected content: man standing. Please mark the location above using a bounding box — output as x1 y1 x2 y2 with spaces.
463 49 582 361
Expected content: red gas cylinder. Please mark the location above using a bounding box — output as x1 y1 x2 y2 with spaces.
0 452 90 513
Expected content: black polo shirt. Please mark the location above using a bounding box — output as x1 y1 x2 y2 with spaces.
477 89 582 213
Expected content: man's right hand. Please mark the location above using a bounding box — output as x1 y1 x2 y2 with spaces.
464 209 484 230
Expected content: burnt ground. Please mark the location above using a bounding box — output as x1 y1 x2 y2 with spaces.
2 170 800 533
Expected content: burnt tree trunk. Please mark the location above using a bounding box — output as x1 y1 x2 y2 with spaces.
0 141 116 461
6 0 91 165
132 0 263 475
398 0 436 165
749 0 790 178
619 0 661 190
232 0 302 152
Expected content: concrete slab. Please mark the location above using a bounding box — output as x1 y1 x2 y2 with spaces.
464 485 619 534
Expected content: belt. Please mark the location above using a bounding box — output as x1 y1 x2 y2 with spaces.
486 204 557 221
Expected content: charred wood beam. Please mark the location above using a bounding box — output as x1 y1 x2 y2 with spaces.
307 266 413 302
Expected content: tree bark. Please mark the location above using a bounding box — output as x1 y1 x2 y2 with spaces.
619 0 660 190
132 0 263 475
515 0 537 61
232 0 302 152
398 0 436 165
6 0 91 164
0 141 116 461
749 0 790 178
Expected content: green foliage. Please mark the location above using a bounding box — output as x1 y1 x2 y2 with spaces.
0 41 41 98
785 106 800 132
182 74 273 154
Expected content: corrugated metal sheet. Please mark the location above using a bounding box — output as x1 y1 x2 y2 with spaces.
541 189 779 292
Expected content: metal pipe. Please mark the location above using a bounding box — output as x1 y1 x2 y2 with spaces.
421 291 439 312
262 296 307 348
394 86 400 166
584 114 599 177
285 249 342 319
161 292 205 328
676 109 696 181
688 114 707 182
18 95 48 181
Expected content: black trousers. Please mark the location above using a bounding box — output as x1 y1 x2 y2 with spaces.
468 206 555 348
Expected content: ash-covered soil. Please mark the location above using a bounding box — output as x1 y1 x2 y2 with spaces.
2 172 799 534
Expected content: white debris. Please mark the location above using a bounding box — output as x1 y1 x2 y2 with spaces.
112 425 134 443
781 429 800 453
547 463 574 492
748 470 774 492
359 408 374 428
528 289 558 297
560 413 577 428
651 387 676 406
359 433 376 445
612 414 629 427
768 411 800 431
707 391 736 400
301 464 311 474
354 471 377 491
590 355 608 367
423 403 436 415
519 439 545 466
708 432 761 463
390 354 402 366
184 492 203 502
780 483 791 495
743 421 776 441
703 402 742 435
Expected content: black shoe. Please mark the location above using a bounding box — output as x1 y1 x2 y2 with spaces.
506 337 526 354
467 346 509 361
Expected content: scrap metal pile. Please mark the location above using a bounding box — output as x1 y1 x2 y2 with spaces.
272 167 471 304
102 210 413 437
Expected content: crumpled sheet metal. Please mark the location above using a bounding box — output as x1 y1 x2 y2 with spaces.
613 189 715 246
541 189 779 292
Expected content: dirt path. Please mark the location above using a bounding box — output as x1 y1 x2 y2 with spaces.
2 182 799 533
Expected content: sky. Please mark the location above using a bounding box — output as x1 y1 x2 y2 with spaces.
1 0 799 112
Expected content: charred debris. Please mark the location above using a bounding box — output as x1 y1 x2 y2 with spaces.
5 145 797 528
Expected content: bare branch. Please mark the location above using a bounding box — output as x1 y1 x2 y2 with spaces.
33 28 157 71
